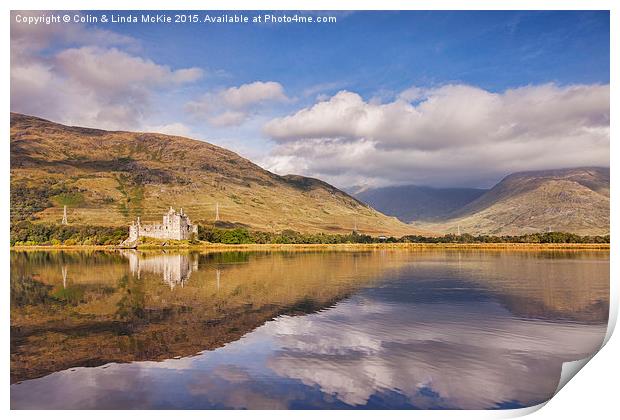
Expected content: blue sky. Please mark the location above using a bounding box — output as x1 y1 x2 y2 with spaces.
11 10 610 188
112 11 610 92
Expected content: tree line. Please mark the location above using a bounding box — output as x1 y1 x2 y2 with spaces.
10 221 610 246
11 222 127 246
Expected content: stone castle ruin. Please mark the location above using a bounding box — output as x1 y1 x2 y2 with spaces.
125 207 198 244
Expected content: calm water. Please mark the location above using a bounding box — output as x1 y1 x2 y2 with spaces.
10 249 609 409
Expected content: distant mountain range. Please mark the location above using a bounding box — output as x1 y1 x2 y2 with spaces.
10 113 421 236
355 185 488 222
355 167 609 236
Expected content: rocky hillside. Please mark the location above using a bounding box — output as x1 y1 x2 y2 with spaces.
415 167 610 236
355 185 487 222
10 113 421 236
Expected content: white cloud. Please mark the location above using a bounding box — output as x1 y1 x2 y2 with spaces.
219 81 287 109
54 47 202 94
262 84 609 187
186 81 288 127
143 122 193 137
206 111 248 128
398 86 424 102
301 81 345 99
11 11 137 53
10 16 203 130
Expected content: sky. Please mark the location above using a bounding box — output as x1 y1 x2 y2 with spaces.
10 10 610 188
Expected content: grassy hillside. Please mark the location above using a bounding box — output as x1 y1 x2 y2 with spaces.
10 113 422 236
415 167 610 236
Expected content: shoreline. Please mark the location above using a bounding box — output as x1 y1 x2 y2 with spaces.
10 242 610 252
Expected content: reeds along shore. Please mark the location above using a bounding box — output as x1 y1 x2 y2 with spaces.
10 242 611 252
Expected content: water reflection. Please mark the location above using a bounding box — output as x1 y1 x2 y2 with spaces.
264 291 605 408
122 251 198 289
10 249 609 409
10 250 387 384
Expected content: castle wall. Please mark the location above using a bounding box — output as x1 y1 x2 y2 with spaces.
127 208 198 242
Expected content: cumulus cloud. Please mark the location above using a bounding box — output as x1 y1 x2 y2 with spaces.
10 14 203 130
54 47 202 93
186 81 288 127
262 84 609 187
219 81 287 108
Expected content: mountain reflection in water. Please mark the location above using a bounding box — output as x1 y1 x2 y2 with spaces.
10 249 609 409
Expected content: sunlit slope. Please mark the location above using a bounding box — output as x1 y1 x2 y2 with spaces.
10 113 422 236
415 168 609 236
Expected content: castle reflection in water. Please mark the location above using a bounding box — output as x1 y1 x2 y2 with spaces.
121 250 199 289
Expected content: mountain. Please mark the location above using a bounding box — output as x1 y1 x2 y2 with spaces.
10 113 422 236
355 185 488 222
414 167 610 236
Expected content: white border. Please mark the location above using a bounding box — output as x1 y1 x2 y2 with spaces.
3 1 617 419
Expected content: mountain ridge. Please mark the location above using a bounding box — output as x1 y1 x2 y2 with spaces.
10 113 422 236
414 167 610 236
